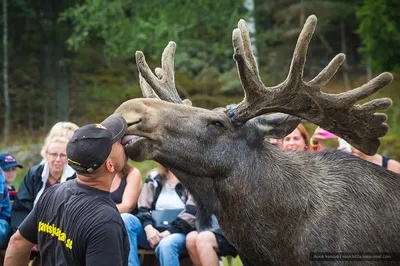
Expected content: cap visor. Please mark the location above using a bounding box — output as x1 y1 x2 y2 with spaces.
3 163 23 170
101 114 127 143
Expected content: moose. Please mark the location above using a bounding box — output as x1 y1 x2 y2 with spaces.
116 15 400 265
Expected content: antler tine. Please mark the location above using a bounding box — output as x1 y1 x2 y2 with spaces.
337 73 393 105
309 53 346 87
237 19 259 75
139 72 160 99
227 14 394 155
356 98 392 115
227 22 269 125
136 42 183 104
286 15 317 87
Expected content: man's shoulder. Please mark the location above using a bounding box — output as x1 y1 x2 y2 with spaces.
91 201 120 220
80 201 123 235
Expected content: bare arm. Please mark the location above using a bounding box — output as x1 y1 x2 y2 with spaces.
388 159 400 174
116 164 142 214
4 230 35 266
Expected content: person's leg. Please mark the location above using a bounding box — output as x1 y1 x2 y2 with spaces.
155 233 187 266
0 219 10 248
186 231 202 266
214 234 239 266
121 213 151 266
196 231 220 266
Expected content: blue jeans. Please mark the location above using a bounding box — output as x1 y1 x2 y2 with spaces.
121 213 187 266
0 219 10 248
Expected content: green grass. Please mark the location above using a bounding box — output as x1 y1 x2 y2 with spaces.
131 159 159 182
222 256 243 266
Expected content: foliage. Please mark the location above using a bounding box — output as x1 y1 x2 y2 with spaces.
61 0 247 75
254 0 363 83
356 0 400 71
1 0 400 161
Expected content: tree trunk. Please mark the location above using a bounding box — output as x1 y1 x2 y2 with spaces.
2 0 9 142
340 21 351 90
27 85 33 137
40 44 53 130
55 58 69 121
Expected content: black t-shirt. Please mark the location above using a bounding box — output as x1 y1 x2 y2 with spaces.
19 179 129 266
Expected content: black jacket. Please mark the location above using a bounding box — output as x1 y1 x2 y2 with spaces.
11 164 76 233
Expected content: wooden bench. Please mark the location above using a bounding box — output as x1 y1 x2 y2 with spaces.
138 249 234 266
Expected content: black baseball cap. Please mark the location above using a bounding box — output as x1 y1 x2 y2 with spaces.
67 114 127 174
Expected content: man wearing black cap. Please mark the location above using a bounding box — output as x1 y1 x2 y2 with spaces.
5 114 130 266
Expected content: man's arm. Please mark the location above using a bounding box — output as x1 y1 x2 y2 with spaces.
4 230 35 266
6 200 39 265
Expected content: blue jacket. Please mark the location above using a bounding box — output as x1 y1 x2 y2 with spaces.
0 168 11 221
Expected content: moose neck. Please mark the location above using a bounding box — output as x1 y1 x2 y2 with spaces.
158 143 318 233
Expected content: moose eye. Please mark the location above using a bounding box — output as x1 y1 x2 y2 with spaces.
209 121 224 128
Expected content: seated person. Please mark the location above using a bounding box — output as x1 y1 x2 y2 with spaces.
0 153 23 201
0 168 11 248
122 165 196 266
11 137 76 233
186 215 237 266
282 124 334 152
39 121 79 164
351 146 400 174
110 163 142 214
282 123 318 151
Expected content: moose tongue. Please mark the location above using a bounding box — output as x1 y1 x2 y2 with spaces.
121 135 141 145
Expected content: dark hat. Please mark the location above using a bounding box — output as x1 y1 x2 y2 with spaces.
67 114 127 174
0 153 23 170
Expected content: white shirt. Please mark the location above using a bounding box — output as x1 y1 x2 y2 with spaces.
155 181 185 210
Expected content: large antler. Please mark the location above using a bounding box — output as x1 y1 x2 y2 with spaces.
136 41 183 104
226 15 393 155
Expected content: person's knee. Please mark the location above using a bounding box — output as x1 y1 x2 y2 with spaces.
156 234 184 254
196 231 216 249
156 236 171 253
186 231 198 250
121 213 141 232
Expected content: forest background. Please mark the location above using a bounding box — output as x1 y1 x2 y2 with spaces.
0 0 400 188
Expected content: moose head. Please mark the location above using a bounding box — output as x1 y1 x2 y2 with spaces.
115 15 399 265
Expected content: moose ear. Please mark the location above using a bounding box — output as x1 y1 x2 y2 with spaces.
252 113 301 139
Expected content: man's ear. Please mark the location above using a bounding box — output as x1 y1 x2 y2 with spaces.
251 113 301 139
105 159 116 173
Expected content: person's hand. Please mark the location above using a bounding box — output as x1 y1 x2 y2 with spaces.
311 127 337 146
160 230 171 239
144 225 162 248
31 245 39 252
310 127 325 145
